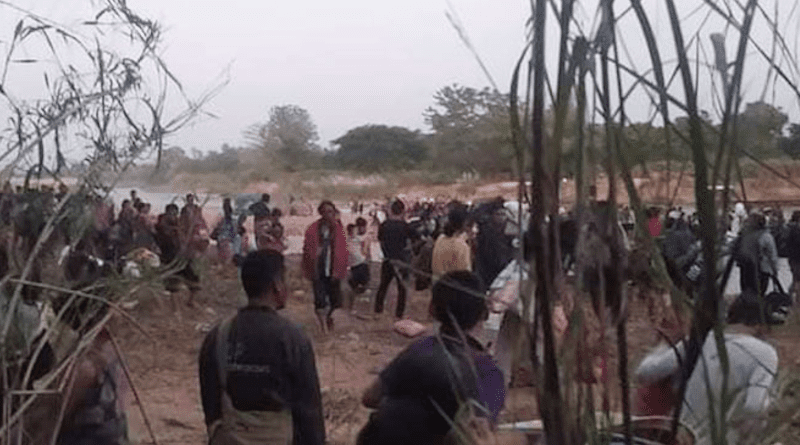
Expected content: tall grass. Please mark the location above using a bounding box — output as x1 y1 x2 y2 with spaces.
513 1 800 444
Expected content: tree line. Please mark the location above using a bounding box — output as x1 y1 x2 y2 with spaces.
158 84 800 179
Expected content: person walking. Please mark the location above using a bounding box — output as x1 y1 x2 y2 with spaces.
302 200 348 333
374 200 415 319
199 251 325 445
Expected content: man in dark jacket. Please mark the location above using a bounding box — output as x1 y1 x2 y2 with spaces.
475 201 513 290
374 200 416 319
199 251 325 445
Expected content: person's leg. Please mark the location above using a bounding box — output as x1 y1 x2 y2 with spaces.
312 278 329 334
327 278 342 331
759 271 770 297
394 265 407 319
739 260 758 295
373 260 393 314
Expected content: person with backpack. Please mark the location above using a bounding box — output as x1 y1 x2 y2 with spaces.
199 251 325 445
357 271 505 445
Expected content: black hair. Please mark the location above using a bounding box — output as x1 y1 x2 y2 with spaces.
443 207 467 237
271 207 282 218
390 200 405 216
240 250 284 300
262 193 271 203
318 200 336 215
431 271 486 331
166 203 179 213
355 217 367 226
346 223 356 235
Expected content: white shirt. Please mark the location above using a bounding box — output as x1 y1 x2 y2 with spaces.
636 333 778 445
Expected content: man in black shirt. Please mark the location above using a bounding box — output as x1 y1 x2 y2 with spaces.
198 250 325 445
374 200 415 318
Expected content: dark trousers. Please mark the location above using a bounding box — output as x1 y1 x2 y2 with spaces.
739 260 769 296
374 259 407 318
313 277 342 313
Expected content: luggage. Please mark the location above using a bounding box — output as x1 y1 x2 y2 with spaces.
727 276 792 325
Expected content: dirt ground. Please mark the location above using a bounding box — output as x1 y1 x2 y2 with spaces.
106 171 800 445
109 249 800 445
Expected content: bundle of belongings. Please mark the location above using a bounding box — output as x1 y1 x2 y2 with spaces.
727 276 791 325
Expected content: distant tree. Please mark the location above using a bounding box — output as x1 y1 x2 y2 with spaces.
735 101 789 158
424 84 514 174
331 125 427 172
246 105 320 171
779 123 800 159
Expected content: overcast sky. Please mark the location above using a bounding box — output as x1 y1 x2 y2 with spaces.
129 0 530 152
2 1 799 158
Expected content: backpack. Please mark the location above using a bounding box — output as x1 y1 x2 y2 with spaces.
208 316 293 445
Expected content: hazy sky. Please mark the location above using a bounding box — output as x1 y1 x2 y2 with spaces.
2 0 799 159
129 0 530 152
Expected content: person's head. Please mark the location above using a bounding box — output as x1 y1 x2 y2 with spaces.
791 210 800 224
186 193 194 205
347 223 356 236
262 193 271 204
443 206 467 237
271 207 282 219
121 199 131 209
223 197 232 215
356 217 367 235
390 199 405 216
165 203 179 216
318 200 337 224
490 202 506 227
240 250 287 309
430 271 487 332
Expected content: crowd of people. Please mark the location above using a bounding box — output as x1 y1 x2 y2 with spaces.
0 184 788 444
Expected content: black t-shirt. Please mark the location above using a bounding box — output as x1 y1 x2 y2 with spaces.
199 306 325 445
378 219 415 261
358 334 485 445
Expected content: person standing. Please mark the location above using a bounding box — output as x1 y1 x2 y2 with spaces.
211 198 238 265
199 251 325 445
786 211 800 304
302 200 348 333
374 200 415 319
736 213 779 297
431 205 472 277
475 201 513 290
346 219 371 302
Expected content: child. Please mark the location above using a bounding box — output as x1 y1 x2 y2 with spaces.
347 218 371 303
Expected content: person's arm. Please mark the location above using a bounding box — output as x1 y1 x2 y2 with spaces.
291 335 326 445
362 378 384 408
198 327 222 428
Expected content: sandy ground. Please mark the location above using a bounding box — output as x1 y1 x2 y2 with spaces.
103 174 800 444
109 248 800 445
